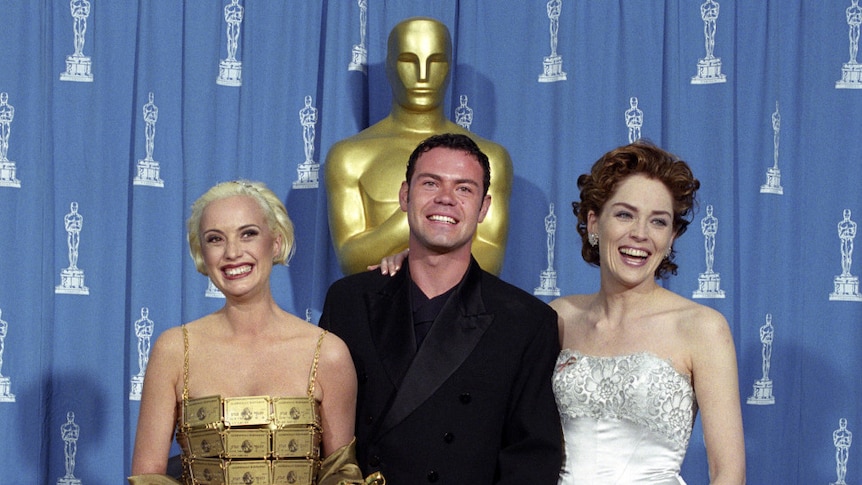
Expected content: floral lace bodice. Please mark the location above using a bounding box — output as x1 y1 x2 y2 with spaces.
553 349 697 452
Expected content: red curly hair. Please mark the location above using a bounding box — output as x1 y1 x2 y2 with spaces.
572 141 700 279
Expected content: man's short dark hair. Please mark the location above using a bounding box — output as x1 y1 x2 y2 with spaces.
405 133 491 197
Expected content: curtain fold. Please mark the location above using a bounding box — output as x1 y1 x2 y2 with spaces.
0 2 859 483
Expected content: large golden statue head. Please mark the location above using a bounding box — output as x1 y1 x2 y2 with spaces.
386 17 452 113
324 17 512 276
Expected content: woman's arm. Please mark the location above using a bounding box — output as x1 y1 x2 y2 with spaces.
316 333 359 457
131 328 183 475
367 248 408 275
691 309 746 484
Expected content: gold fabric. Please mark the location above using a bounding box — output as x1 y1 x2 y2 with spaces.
128 474 183 485
174 326 327 485
317 438 385 485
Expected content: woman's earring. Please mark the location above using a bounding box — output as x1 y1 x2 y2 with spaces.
588 233 599 247
665 246 672 259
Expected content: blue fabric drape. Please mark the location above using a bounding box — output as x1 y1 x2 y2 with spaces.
0 2 859 483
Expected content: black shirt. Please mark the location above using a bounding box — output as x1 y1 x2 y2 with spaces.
409 278 455 348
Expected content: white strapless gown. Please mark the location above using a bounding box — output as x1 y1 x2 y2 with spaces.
553 350 697 484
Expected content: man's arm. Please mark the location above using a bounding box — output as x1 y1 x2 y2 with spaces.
495 306 562 484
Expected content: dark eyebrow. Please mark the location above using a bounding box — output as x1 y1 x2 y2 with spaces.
415 172 480 187
610 202 671 218
202 223 261 235
453 178 480 187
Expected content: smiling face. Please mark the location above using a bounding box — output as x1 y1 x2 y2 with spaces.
400 146 491 259
588 174 675 290
199 195 282 299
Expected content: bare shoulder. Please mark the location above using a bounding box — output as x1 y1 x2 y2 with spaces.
176 314 224 342
285 316 351 366
143 323 189 391
549 293 592 347
670 295 733 350
313 327 357 394
151 324 185 357
318 328 353 367
549 293 591 319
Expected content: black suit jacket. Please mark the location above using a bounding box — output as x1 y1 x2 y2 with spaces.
320 258 562 484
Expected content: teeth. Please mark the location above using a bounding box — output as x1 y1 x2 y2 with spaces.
225 265 252 276
620 248 649 258
429 215 456 224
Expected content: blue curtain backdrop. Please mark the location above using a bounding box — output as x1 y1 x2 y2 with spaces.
0 1 860 483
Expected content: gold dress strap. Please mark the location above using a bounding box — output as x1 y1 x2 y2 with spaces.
307 330 327 398
181 324 189 402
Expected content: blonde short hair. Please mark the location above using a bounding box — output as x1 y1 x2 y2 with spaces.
187 180 295 275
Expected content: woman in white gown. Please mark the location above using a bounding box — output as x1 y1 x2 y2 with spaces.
550 142 745 484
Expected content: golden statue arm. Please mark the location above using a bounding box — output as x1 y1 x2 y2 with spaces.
331 208 410 275
325 149 410 275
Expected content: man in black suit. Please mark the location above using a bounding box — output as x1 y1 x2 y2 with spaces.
320 133 562 484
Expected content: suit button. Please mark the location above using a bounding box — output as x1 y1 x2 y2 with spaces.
427 470 439 482
369 455 381 467
359 373 368 384
443 432 454 443
365 415 374 425
459 393 471 404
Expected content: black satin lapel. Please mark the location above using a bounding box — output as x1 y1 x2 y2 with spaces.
379 262 492 434
367 269 416 388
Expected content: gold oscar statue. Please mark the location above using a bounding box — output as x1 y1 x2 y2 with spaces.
325 17 512 275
